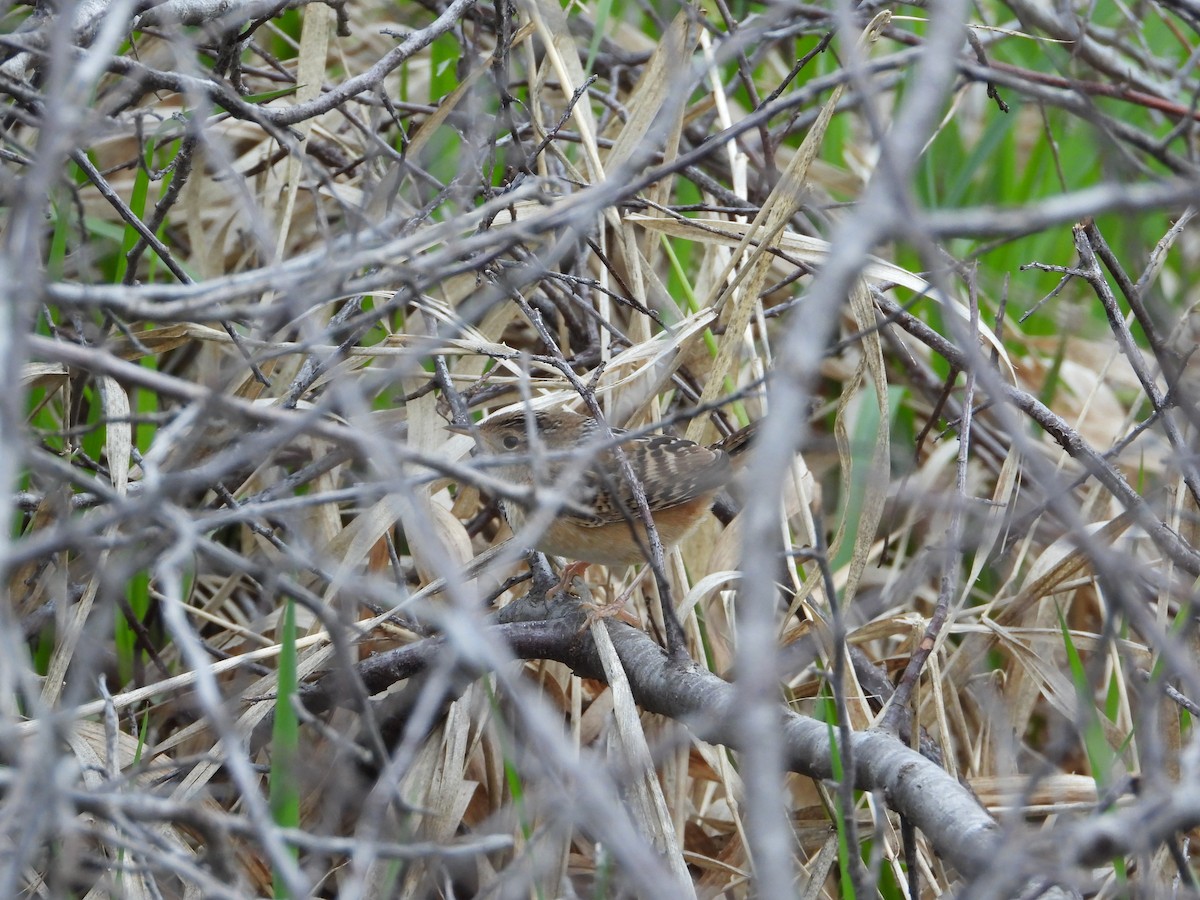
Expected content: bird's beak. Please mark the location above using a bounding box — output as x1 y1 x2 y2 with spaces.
445 422 474 436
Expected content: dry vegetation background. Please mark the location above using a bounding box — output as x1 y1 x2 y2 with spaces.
4 0 1200 895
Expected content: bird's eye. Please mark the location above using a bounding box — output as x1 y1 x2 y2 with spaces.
501 434 520 450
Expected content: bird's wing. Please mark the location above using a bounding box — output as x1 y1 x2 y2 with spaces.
573 434 732 526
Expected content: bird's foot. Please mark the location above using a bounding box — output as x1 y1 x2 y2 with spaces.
579 581 640 632
548 560 591 600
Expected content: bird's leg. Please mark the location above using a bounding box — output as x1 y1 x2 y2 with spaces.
548 560 591 600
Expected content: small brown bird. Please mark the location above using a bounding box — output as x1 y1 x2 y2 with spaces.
457 408 745 568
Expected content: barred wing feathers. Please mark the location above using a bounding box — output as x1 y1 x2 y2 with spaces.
574 435 732 526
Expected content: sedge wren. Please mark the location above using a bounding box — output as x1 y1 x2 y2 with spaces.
456 408 742 568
